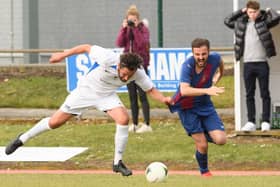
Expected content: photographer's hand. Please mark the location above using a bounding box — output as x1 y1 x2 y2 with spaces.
122 19 128 28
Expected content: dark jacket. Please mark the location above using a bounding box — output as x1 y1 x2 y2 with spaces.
224 9 280 61
116 22 150 67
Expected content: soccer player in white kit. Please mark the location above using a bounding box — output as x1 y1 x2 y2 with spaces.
5 44 173 176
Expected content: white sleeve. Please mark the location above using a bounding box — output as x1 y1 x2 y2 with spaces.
88 45 119 66
134 68 154 91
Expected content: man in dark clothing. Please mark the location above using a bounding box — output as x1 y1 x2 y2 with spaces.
224 0 280 131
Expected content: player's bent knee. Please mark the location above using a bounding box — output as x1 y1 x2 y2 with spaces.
116 119 129 125
214 136 227 145
196 142 208 151
115 115 129 125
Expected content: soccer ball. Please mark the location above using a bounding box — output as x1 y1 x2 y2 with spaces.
145 162 168 182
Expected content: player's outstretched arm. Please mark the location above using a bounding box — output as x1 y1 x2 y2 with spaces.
49 44 91 63
146 87 173 105
180 83 225 97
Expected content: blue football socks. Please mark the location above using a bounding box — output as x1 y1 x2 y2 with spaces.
195 150 209 174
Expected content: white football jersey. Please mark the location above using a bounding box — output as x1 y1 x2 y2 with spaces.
77 45 154 96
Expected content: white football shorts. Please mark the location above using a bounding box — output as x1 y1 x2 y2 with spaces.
59 88 124 115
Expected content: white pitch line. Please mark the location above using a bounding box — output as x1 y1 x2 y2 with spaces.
0 147 88 162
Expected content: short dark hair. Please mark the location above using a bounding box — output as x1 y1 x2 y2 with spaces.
119 53 143 71
246 1 260 10
191 38 210 50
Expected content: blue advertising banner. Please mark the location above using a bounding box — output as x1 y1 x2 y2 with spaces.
66 48 192 92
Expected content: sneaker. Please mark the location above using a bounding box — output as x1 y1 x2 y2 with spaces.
201 171 212 177
112 160 132 176
136 124 152 133
261 122 270 132
241 122 256 131
5 134 23 155
128 124 138 132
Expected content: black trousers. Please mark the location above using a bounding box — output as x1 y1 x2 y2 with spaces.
243 62 271 123
127 67 150 125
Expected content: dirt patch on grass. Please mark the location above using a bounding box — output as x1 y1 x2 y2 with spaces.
0 64 66 82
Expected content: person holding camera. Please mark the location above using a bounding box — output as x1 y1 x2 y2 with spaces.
116 5 151 133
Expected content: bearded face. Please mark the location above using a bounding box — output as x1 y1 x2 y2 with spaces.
192 46 209 69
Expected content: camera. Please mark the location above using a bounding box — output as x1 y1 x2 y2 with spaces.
127 20 135 27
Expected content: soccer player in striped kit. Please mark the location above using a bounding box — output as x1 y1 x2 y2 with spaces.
169 38 226 176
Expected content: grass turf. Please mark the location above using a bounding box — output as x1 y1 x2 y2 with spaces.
0 76 234 108
0 119 280 171
1 174 280 187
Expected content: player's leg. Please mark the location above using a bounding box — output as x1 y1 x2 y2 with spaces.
96 93 132 176
107 106 129 162
203 111 226 145
202 109 226 145
178 110 211 176
5 110 73 155
5 90 84 155
107 107 132 176
22 110 72 142
208 130 226 145
192 133 212 176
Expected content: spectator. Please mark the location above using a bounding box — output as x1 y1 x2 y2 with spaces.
116 5 152 133
224 0 280 131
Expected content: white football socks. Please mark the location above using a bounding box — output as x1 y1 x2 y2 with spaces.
114 124 129 165
19 117 51 144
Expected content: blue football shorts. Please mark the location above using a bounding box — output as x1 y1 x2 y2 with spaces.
178 109 224 136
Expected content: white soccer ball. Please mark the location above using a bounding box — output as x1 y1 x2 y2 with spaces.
145 162 168 183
